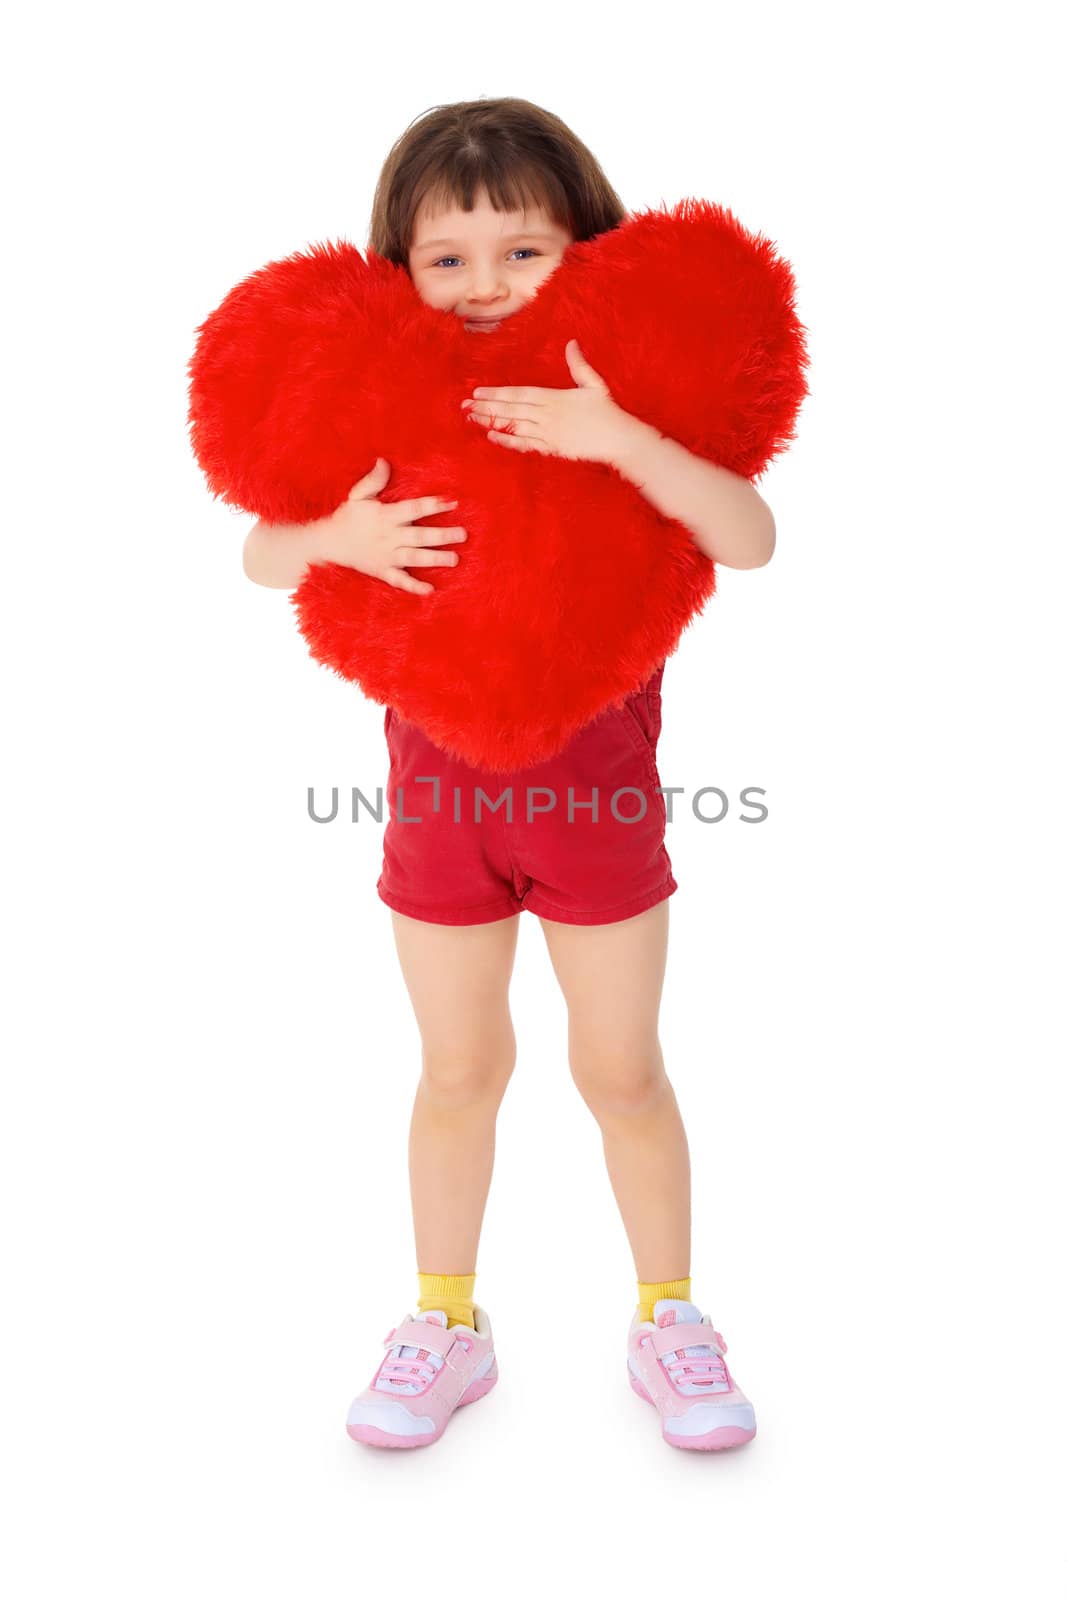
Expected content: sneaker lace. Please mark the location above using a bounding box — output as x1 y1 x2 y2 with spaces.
378 1352 439 1392
667 1350 727 1388
376 1326 472 1395
645 1330 730 1390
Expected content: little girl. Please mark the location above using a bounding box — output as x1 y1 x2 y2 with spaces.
242 97 776 1453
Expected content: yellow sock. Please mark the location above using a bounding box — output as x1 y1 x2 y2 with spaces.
637 1276 692 1325
417 1271 477 1330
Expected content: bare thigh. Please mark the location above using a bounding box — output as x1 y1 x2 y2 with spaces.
390 910 522 1066
537 901 669 1088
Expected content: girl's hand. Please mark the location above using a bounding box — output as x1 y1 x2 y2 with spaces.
460 340 650 466
325 458 467 596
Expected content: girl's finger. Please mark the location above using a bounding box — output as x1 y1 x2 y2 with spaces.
395 546 460 568
488 429 541 452
467 399 533 417
387 568 435 595
409 525 466 546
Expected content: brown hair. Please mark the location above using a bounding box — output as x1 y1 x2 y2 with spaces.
367 97 627 269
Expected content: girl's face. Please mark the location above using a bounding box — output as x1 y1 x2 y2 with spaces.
408 186 574 333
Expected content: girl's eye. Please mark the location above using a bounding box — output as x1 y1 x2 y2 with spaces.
430 249 541 269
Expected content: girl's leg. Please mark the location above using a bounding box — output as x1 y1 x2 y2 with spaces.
536 899 690 1281
390 909 521 1273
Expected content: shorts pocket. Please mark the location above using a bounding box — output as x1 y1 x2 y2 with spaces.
613 699 666 824
618 692 659 754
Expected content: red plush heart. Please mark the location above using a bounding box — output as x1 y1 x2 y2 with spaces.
188 199 808 771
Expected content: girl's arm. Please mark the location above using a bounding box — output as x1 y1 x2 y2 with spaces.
242 460 466 594
243 515 340 589
611 422 776 569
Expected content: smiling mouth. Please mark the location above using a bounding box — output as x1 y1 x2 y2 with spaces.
464 315 506 329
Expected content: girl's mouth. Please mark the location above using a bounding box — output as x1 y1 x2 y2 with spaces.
464 317 504 332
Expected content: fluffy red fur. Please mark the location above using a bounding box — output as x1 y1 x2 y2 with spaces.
188 199 808 771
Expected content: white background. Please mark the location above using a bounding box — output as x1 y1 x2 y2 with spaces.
4 1 1063 1594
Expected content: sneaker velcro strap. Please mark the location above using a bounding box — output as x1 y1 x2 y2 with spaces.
649 1322 709 1359
387 1318 456 1358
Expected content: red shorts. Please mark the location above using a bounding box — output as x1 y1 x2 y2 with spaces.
377 663 677 926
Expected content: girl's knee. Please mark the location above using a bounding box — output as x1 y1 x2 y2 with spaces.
419 1046 516 1108
569 1048 669 1118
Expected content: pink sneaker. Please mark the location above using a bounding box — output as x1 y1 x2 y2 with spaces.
346 1304 498 1449
627 1298 757 1451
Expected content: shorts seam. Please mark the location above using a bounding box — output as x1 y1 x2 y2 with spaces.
493 809 528 898
523 872 677 923
377 884 521 920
